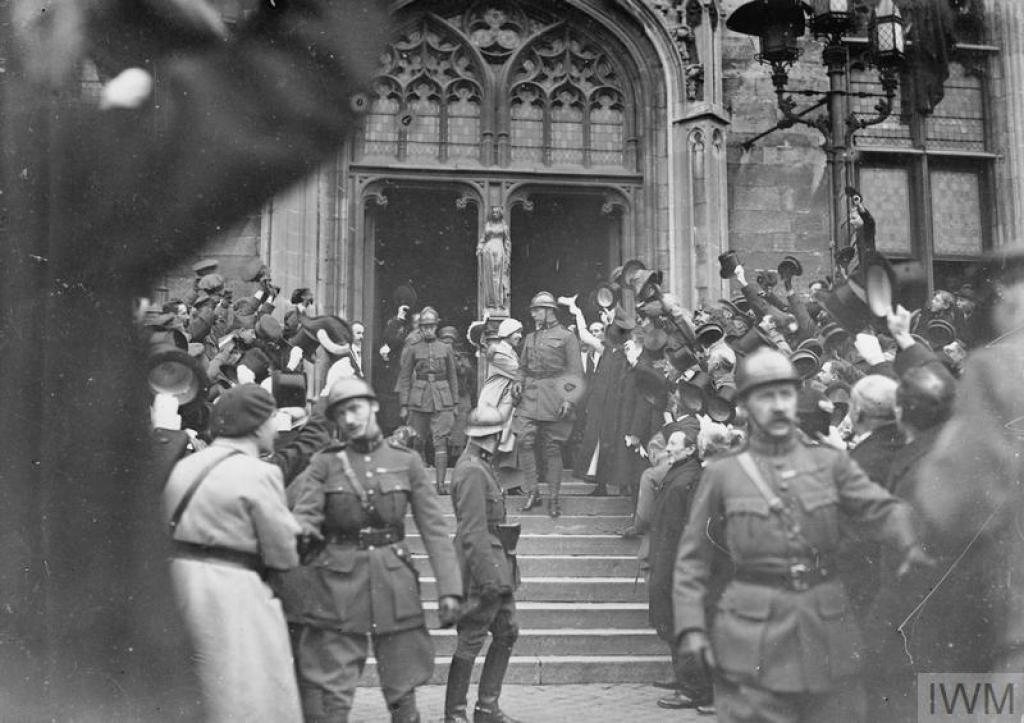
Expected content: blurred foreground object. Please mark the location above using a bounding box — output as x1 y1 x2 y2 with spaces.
0 0 390 718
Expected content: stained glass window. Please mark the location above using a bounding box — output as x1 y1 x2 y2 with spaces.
931 169 984 256
858 167 913 254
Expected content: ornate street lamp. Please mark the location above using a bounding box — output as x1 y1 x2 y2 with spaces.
727 0 907 272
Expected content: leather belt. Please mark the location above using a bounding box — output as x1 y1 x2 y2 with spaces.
415 372 438 381
326 526 405 549
172 540 262 572
734 562 835 592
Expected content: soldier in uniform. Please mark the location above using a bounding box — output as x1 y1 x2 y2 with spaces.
672 348 932 723
397 306 460 494
287 377 463 723
444 406 522 723
517 291 585 518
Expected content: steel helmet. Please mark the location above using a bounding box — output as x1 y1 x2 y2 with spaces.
735 347 801 398
325 377 377 414
465 405 507 438
419 306 440 325
529 291 557 309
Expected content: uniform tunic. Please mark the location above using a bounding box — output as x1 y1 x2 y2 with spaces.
673 434 917 697
517 322 584 425
163 438 302 723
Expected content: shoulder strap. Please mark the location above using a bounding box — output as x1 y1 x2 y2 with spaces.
736 452 784 512
169 448 243 536
335 449 374 514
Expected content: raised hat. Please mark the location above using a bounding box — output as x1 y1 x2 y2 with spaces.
393 284 418 309
209 384 276 438
147 343 207 406
271 371 307 409
192 258 219 276
677 371 712 414
197 273 225 292
706 385 738 424
790 348 822 380
718 250 741 279
256 314 283 341
925 319 957 348
695 322 725 347
241 258 268 283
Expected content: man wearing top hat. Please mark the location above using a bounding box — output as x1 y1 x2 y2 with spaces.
396 306 460 495
444 406 523 723
517 291 585 518
673 347 932 723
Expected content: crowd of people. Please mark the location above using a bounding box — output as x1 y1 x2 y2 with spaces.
143 233 1020 723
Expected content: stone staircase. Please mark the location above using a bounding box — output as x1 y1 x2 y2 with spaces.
359 477 673 686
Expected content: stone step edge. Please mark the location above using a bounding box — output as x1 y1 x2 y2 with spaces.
408 533 632 539
365 654 671 665
412 554 637 560
421 576 643 584
428 627 657 636
422 601 649 610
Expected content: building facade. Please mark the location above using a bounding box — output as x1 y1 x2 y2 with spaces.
178 0 1023 375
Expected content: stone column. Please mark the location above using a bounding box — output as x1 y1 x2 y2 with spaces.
988 0 1024 248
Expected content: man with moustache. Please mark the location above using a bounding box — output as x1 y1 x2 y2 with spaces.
673 348 932 723
287 377 462 723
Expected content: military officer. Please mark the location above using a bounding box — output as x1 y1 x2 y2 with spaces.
517 291 585 517
444 406 522 723
287 377 463 723
672 348 932 723
396 306 460 494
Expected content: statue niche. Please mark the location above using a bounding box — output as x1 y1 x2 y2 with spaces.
478 205 511 314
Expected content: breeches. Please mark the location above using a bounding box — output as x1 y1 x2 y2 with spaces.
291 624 434 719
713 673 866 723
454 592 519 660
408 409 454 450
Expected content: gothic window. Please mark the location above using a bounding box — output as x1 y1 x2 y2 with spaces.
356 3 635 172
358 16 485 163
508 25 629 169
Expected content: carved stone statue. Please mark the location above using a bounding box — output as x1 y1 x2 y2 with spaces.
478 205 511 312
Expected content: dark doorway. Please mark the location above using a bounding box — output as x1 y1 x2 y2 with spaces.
374 186 479 335
510 192 616 326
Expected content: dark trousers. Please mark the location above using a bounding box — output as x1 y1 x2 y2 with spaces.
454 592 519 660
291 624 434 721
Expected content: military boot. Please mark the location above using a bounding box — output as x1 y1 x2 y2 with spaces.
518 490 541 512
389 691 420 723
473 643 521 723
545 447 562 518
434 449 449 495
444 656 475 723
518 444 542 511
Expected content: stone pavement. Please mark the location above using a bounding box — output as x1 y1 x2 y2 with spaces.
350 684 708 722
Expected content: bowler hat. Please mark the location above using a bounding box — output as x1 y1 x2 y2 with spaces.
796 337 825 358
853 251 899 317
820 323 850 350
706 384 737 424
467 320 487 349
594 281 619 309
925 319 957 348
790 349 822 380
695 322 725 348
778 255 803 281
717 298 749 320
719 250 741 279
147 343 207 406
238 348 272 383
192 258 219 276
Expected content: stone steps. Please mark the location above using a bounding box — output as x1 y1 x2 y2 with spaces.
359 471 671 687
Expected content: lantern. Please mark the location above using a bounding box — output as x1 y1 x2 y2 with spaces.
871 0 906 68
809 0 853 36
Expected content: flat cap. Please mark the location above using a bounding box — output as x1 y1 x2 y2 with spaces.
209 384 276 438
